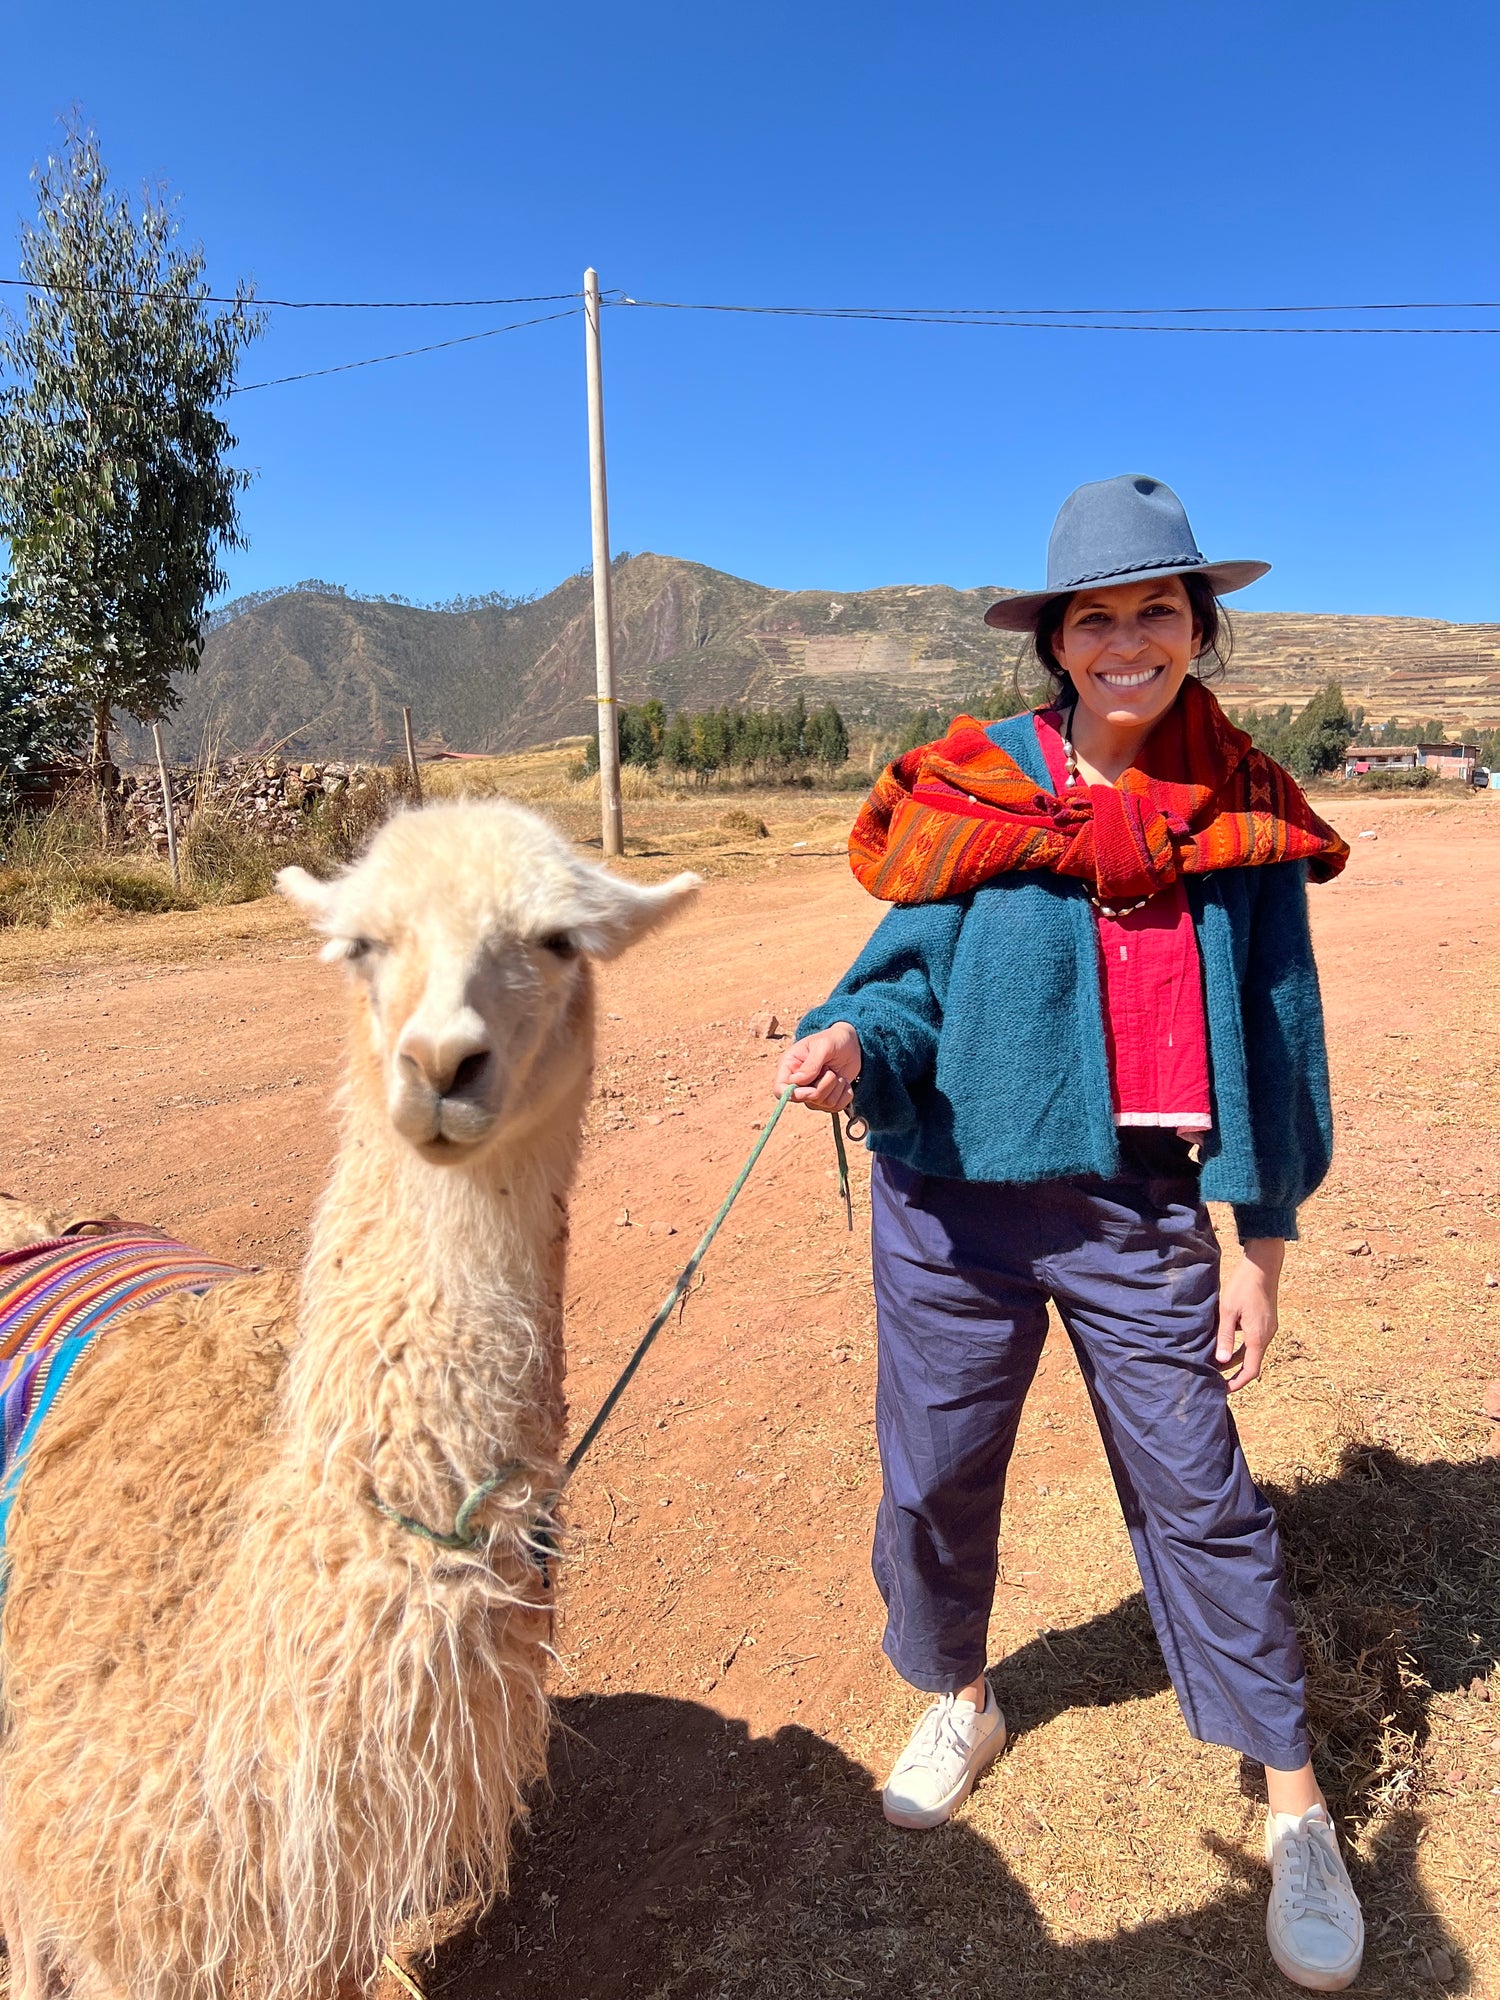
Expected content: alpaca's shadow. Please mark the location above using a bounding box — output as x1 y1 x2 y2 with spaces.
433 1445 1494 2000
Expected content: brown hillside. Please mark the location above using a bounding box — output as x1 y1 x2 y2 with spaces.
128 556 1500 760
1216 610 1500 730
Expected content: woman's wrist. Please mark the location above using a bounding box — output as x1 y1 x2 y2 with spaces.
1240 1236 1286 1278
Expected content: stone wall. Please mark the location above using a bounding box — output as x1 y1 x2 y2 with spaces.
121 757 393 853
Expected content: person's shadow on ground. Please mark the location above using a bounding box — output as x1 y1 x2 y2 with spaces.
432 1443 1496 2000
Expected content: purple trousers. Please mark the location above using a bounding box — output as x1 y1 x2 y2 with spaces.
870 1145 1309 1770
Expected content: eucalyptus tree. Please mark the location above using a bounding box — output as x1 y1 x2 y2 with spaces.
0 123 264 831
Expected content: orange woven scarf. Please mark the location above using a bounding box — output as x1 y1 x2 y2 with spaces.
850 679 1349 906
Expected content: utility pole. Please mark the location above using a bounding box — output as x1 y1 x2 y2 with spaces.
584 267 623 858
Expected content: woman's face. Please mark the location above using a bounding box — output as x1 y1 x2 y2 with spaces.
1052 575 1200 734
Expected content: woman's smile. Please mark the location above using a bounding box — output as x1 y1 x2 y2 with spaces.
1094 663 1166 689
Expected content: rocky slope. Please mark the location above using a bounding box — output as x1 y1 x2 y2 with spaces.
126 555 1500 760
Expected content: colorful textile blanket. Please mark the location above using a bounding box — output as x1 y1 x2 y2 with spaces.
849 678 1349 907
0 1232 246 1550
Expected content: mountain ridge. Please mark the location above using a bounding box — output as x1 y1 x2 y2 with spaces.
124 553 1500 760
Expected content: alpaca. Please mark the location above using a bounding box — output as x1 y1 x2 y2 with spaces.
0 799 698 2000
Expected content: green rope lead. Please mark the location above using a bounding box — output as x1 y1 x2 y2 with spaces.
561 1085 798 1483
832 1112 853 1231
369 1461 527 1549
375 1083 858 1558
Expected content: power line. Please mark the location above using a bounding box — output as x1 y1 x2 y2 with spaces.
616 299 1500 333
0 275 587 311
227 307 584 394
782 299 1500 316
2 272 1498 316
10 276 1496 404
224 291 1500 398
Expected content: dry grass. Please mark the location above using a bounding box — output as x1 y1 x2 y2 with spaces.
418 741 858 889
0 734 868 932
0 792 195 928
0 767 413 929
1268 1426 1498 1824
422 743 591 805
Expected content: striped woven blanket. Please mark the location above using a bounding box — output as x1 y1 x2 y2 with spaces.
0 1232 246 1550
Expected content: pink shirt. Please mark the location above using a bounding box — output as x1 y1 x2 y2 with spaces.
1034 713 1212 1135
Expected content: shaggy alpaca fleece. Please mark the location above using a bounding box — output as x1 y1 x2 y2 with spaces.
0 1204 557 2000
0 1196 69 1256
0 800 699 2000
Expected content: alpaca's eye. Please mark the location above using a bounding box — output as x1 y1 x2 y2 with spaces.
538 932 578 960
342 936 388 964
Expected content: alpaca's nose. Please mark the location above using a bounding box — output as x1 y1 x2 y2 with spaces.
397 1013 494 1100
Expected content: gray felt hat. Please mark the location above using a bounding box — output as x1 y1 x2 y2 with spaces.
984 474 1270 631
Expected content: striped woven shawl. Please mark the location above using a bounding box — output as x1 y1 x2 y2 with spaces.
850 679 1349 906
0 1232 246 1551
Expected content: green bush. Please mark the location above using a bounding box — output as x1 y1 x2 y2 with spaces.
1358 766 1437 792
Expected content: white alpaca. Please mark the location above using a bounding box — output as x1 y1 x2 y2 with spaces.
0 799 698 2000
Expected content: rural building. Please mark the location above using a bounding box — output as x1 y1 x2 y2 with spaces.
1344 742 1479 781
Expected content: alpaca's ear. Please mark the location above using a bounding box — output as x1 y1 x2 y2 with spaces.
565 868 701 961
275 865 336 927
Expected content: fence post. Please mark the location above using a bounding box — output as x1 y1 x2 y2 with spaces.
401 705 424 804
151 721 181 887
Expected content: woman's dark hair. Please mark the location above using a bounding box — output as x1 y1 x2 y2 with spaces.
1027 572 1233 706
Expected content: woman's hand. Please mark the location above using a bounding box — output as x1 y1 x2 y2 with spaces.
774 1022 863 1114
1216 1238 1285 1392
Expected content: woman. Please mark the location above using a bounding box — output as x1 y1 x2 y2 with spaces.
776 475 1364 1992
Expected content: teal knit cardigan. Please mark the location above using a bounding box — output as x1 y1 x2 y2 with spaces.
797 711 1335 1241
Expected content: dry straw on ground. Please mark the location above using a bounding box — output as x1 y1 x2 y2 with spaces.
0 764 412 928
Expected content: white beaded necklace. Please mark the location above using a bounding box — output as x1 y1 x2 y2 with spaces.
1062 716 1152 919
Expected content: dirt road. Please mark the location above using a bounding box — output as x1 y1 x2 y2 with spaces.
2 791 1497 1998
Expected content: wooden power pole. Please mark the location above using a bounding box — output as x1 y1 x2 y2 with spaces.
584 267 624 858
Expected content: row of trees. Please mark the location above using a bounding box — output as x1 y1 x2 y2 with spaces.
1229 685 1497 778
1225 683 1358 777
1349 713 1499 766
880 682 1497 783
202 580 536 633
583 696 850 782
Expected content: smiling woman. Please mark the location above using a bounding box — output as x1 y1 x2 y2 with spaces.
776 475 1367 1992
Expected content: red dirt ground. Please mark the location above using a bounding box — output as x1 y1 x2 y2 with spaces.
1 790 1497 1998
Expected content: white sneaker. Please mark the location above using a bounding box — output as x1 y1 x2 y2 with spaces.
1265 1805 1365 1991
881 1684 1006 1829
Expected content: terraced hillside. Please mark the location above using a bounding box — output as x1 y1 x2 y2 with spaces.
1215 611 1500 729
127 555 1500 759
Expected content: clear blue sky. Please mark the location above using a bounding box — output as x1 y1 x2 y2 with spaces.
3 0 1497 620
